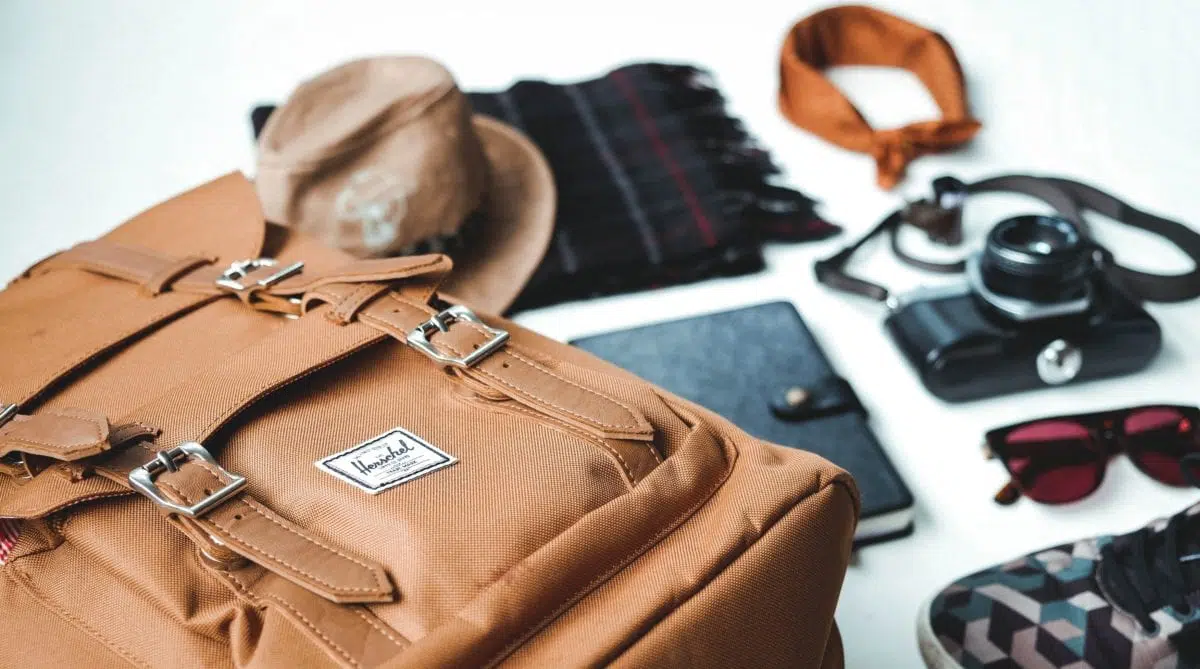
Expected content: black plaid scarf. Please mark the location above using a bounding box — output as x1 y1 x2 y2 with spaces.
251 62 838 313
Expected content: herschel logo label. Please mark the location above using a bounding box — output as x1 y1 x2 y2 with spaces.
317 428 456 494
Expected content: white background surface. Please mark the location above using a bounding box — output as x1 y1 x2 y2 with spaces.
2 1 1198 666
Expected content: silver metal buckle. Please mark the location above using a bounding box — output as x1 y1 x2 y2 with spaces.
406 305 509 369
0 405 27 477
0 404 17 429
215 258 305 292
215 258 305 316
0 407 19 474
128 443 247 518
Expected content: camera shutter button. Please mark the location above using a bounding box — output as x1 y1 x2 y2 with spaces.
1037 339 1083 385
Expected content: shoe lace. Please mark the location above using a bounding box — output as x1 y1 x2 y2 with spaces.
1101 514 1199 633
1099 454 1200 635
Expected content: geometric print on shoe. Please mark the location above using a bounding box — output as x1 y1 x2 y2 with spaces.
921 535 1200 669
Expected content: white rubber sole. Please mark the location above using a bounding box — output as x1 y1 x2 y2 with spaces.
917 595 965 669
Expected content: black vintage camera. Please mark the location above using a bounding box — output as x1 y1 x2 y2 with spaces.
884 214 1161 402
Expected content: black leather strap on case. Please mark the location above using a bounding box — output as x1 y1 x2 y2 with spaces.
814 174 1200 303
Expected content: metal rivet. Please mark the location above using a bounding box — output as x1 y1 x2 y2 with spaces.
1036 339 1082 385
784 387 810 408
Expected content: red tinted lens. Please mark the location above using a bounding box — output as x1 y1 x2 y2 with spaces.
1003 420 1102 504
1125 408 1196 486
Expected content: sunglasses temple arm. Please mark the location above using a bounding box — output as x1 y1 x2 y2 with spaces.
993 480 1022 506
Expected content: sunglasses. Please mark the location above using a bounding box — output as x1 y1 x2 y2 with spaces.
984 405 1200 505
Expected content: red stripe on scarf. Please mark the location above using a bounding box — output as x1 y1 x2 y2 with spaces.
611 70 718 247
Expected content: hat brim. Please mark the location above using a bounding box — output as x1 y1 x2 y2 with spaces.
438 115 556 314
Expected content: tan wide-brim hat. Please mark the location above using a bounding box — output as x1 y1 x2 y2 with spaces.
255 56 556 314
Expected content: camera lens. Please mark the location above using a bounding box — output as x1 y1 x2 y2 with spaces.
979 215 1093 303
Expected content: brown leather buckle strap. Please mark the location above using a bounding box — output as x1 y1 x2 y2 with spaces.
329 287 655 441
109 268 652 445
0 414 154 486
405 305 510 369
126 442 247 518
0 263 650 605
0 408 111 462
0 407 116 481
96 441 395 605
0 245 444 412
0 410 394 604
28 237 458 319
27 241 306 315
0 279 434 602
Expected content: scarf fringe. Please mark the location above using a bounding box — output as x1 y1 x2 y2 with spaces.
628 63 832 242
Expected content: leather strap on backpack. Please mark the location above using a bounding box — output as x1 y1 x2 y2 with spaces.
0 259 653 594
1 203 660 664
29 237 649 442
0 408 111 462
25 239 461 316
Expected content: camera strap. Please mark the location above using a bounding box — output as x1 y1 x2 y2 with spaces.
1038 178 1200 303
814 174 1200 304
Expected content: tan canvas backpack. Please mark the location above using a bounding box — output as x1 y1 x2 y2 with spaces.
0 174 859 668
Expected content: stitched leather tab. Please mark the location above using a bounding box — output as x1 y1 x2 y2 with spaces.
0 408 111 462
213 565 408 668
95 443 395 605
461 341 654 441
31 241 219 296
193 495 395 604
299 255 453 324
280 254 452 300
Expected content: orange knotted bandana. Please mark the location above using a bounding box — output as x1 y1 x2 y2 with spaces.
779 5 982 189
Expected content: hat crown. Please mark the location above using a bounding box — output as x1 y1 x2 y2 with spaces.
256 56 488 255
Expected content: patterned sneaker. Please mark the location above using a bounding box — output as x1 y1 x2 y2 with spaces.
918 504 1200 668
